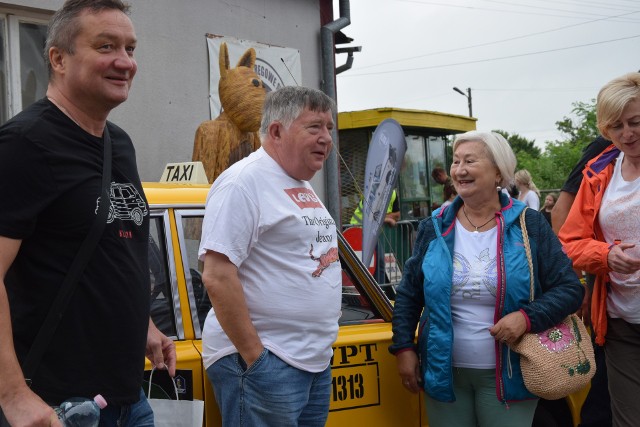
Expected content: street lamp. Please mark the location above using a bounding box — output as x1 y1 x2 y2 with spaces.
453 86 473 118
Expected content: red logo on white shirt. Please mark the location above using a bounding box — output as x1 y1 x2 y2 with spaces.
285 188 322 209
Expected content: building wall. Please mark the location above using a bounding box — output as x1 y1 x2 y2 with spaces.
4 0 328 195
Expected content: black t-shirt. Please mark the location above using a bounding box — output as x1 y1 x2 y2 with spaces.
540 209 552 226
0 99 150 405
561 136 612 195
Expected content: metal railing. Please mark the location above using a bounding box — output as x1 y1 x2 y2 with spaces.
377 220 419 286
342 220 420 291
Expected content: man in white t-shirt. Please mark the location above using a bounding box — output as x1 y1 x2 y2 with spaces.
198 86 340 426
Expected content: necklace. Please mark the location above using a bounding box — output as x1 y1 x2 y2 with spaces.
462 205 494 233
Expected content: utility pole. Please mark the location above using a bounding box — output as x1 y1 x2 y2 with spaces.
453 86 473 117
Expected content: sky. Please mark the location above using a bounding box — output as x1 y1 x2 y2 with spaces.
333 0 640 149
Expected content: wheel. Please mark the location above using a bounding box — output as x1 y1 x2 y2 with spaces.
107 204 115 223
131 207 144 225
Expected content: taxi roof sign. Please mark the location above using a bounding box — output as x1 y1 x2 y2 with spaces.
160 161 209 185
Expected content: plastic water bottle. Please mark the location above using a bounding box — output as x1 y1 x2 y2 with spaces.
55 395 107 427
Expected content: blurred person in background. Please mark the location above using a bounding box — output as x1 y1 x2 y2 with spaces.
540 192 557 226
515 169 540 210
431 166 457 209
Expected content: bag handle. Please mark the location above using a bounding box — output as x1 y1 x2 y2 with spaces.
148 367 180 400
22 126 112 383
519 208 534 302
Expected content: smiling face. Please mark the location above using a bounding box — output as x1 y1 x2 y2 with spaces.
450 140 501 204
51 8 137 113
270 107 334 181
605 97 640 160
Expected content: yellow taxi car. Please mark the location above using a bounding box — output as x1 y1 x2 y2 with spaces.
141 166 588 427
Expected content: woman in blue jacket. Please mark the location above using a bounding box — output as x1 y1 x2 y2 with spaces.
390 131 584 427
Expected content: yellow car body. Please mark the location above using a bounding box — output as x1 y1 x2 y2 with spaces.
142 182 425 426
142 180 588 427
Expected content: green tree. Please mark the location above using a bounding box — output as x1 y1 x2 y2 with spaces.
491 129 554 190
537 99 599 190
493 129 541 159
498 100 599 192
554 99 599 149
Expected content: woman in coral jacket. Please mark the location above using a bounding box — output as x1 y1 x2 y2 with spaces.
559 72 640 427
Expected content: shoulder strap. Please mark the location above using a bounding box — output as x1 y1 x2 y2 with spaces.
519 208 534 302
22 126 113 382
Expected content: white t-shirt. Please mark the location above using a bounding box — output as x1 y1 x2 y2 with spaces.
450 221 498 368
519 190 540 210
599 151 640 323
198 148 342 372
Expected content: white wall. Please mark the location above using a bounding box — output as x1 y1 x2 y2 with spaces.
116 0 327 198
5 0 328 196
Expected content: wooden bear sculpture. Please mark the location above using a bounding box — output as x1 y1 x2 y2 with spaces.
192 42 266 183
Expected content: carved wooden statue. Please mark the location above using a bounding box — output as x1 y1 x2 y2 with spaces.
192 42 266 183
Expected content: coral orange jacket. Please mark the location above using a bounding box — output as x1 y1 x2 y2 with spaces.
558 143 617 346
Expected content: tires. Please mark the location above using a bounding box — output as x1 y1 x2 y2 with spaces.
107 204 115 223
131 207 144 225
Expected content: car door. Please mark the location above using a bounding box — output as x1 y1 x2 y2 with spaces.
145 209 206 406
171 208 425 426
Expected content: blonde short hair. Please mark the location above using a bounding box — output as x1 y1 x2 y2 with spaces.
452 131 516 188
596 72 640 138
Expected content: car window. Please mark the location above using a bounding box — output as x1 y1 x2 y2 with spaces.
174 210 385 338
149 214 177 338
175 210 209 338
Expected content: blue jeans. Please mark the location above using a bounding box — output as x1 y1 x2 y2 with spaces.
99 389 154 427
206 349 332 427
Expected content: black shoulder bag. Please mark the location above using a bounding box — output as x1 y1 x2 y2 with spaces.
0 127 111 424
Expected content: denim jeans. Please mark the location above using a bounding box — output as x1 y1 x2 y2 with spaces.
207 349 332 427
99 389 154 427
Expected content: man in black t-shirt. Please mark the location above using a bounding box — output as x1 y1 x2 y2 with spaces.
552 135 612 427
0 1 175 426
552 136 612 235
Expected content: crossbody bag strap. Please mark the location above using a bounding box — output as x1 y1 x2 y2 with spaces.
22 126 113 383
519 208 534 302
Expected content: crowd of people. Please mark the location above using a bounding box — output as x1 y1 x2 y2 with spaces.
0 1 638 426
392 71 640 427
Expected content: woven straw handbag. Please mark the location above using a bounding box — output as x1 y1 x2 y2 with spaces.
510 209 595 400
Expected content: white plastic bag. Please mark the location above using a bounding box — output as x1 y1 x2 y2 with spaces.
146 368 204 427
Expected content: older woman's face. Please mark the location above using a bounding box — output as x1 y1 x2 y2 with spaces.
450 140 501 203
607 97 640 158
